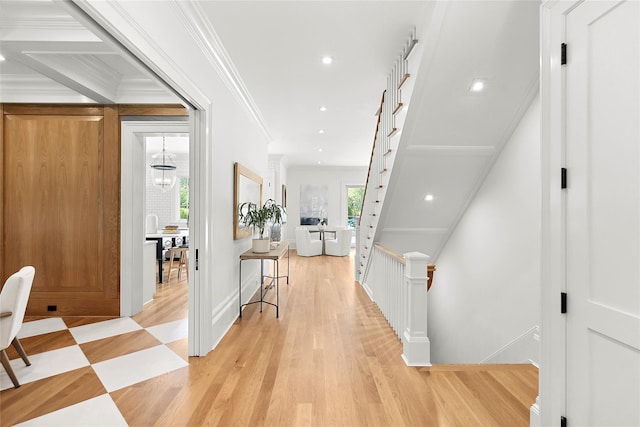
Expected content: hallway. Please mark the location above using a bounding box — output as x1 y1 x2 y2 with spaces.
0 251 536 426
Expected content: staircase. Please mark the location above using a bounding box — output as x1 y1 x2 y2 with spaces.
356 29 421 284
354 1 540 369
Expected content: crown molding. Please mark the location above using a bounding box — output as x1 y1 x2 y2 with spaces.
117 78 184 104
0 17 85 32
170 0 272 143
0 74 96 103
69 0 201 108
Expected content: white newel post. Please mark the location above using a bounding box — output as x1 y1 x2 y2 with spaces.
401 252 431 366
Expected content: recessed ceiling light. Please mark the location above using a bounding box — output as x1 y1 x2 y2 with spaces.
321 56 333 65
424 194 434 201
0 54 5 61
319 129 325 134
318 148 323 152
470 79 485 92
319 106 327 112
317 161 322 164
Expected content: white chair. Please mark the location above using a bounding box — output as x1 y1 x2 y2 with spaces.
0 266 36 388
295 227 323 257
325 229 353 257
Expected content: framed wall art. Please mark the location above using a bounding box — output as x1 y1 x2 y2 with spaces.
234 162 263 239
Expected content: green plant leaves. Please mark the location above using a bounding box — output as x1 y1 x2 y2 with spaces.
238 199 286 239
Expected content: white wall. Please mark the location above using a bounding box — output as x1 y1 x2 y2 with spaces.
214 101 269 344
83 1 269 354
427 96 541 364
286 166 367 246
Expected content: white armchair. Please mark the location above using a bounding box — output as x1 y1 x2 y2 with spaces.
0 266 36 388
295 227 323 257
325 228 353 257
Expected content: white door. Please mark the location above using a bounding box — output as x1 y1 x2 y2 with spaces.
565 1 640 425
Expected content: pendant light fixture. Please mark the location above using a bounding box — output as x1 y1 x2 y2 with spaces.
150 136 177 192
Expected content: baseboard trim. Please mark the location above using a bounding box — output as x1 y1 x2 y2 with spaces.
361 281 374 301
481 325 540 365
209 272 260 351
530 396 541 427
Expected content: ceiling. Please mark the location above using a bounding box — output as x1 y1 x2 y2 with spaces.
377 0 539 259
0 0 177 105
0 0 431 167
0 0 540 261
202 1 432 167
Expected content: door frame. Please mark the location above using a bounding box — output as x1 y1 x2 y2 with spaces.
342 183 365 246
120 120 189 318
71 0 227 357
540 1 579 425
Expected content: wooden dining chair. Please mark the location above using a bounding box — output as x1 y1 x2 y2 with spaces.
167 246 188 283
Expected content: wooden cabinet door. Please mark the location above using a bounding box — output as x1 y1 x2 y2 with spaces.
2 106 120 316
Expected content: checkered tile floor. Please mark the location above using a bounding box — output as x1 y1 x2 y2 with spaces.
1 315 188 426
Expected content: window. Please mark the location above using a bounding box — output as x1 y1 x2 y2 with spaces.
346 186 364 229
179 177 189 220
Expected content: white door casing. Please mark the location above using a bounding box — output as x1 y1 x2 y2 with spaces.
120 121 189 318
72 0 217 357
565 1 640 426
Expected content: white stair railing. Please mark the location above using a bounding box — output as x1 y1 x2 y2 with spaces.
363 243 431 366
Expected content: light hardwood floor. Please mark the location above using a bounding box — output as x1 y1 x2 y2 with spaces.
1 251 537 426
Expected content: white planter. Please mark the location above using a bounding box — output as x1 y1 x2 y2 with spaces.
252 238 271 253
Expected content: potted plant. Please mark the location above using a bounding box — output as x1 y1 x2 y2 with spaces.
238 198 285 253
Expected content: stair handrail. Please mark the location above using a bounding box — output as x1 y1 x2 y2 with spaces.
373 242 405 264
358 90 386 227
356 28 418 284
374 242 437 290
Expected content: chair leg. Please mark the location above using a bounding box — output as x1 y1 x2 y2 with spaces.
1 349 20 388
176 251 182 280
179 250 187 280
168 249 176 283
12 337 31 366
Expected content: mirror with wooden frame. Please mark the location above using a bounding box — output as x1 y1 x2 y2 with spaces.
234 162 263 240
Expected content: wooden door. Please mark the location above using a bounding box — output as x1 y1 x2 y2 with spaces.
565 1 640 425
2 105 120 316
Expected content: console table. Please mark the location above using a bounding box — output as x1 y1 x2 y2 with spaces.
239 242 289 318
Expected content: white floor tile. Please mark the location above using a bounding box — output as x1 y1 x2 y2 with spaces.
145 318 188 344
92 345 188 392
14 394 128 427
18 318 67 338
0 346 90 391
69 317 142 344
